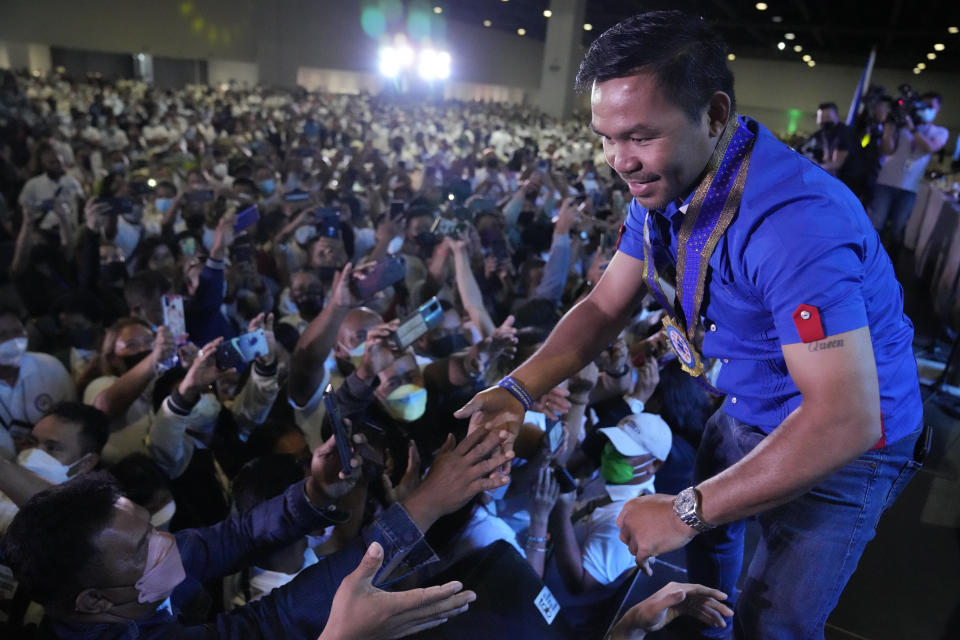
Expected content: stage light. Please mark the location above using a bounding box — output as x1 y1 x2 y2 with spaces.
777 41 786 50
784 32 795 40
379 47 400 77
543 10 552 18
147 178 157 188
483 20 491 27
727 53 736 61
793 44 802 52
927 52 936 60
433 6 442 14
755 3 768 11
418 49 451 80
517 28 526 36
583 23 593 31
448 193 455 201
934 43 945 51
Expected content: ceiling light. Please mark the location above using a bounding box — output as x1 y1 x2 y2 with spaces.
772 15 783 22
777 41 786 50
433 6 442 14
949 26 959 34
543 10 552 18
583 23 593 31
917 62 926 69
793 44 803 52
784 32 795 40
802 54 811 62
483 20 491 27
807 61 815 67
934 43 945 51
927 52 936 59
727 53 736 61
755 2 768 10
517 28 526 36
913 68 922 74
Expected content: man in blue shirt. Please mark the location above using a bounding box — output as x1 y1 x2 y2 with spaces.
457 10 923 638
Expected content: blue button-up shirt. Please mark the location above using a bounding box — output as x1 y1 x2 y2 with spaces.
47 480 437 640
617 117 921 445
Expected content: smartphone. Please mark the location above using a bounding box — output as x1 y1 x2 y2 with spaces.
551 463 577 494
96 196 133 216
389 201 405 221
322 383 355 472
186 189 215 203
234 205 260 234
430 216 465 239
315 207 340 238
350 255 406 300
390 297 444 351
545 417 564 453
161 295 187 345
215 329 268 370
284 189 310 202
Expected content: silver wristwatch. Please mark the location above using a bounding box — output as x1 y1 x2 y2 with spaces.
674 487 716 533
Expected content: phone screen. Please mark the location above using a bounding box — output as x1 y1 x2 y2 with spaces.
162 295 187 345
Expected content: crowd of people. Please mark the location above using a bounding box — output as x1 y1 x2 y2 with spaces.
0 66 733 639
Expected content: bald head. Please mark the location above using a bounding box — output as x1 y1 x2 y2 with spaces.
334 307 384 357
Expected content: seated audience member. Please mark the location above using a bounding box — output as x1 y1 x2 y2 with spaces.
0 401 109 532
0 424 512 639
0 307 77 454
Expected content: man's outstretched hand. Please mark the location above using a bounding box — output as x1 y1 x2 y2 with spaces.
318 541 476 640
609 582 732 639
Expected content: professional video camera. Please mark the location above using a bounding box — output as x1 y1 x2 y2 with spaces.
891 83 930 127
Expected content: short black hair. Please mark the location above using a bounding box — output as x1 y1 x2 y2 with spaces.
1 473 121 609
232 454 305 513
44 402 110 455
109 453 170 509
818 102 839 112
575 10 736 121
920 91 942 105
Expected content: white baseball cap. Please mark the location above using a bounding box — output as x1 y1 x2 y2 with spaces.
599 413 673 461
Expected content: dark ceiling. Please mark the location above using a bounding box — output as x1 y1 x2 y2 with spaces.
437 0 960 74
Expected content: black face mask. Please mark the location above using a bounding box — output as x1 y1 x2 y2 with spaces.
315 266 339 283
45 169 64 181
414 231 439 248
185 213 205 231
101 261 128 284
428 332 470 359
121 350 151 370
295 294 325 320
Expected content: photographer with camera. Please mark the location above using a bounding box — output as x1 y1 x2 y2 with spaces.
870 90 949 259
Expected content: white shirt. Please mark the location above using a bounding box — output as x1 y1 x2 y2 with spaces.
17 173 84 230
0 353 75 442
577 484 650 586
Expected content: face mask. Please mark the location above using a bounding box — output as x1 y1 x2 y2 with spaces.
101 261 129 284
121 350 151 371
18 447 78 485
346 342 365 369
601 442 635 485
258 179 276 196
155 197 174 213
919 108 936 124
150 500 177 531
0 337 28 367
213 162 228 178
134 531 186 604
294 293 325 320
185 213 205 231
315 265 339 282
428 333 469 359
413 231 439 249
382 384 428 423
46 169 64 181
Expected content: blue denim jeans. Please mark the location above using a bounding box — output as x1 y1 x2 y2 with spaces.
870 183 918 241
684 406 922 640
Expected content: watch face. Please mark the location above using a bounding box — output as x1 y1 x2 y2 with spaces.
675 489 697 515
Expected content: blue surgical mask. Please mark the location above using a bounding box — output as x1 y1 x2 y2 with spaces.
258 179 276 196
381 384 428 423
155 198 174 213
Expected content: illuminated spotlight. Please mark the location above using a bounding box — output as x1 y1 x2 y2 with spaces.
934 43 945 51
584 23 593 31
777 41 786 50
483 20 491 27
755 2 768 10
418 49 451 80
927 52 936 60
917 62 926 69
784 32 795 40
147 178 157 188
802 54 811 62
727 53 736 61
517 28 526 36
949 26 959 34
433 6 442 14
807 60 816 67
448 193 455 201
378 46 400 77
772 15 783 23
913 67 922 74
793 44 803 52
543 9 552 18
